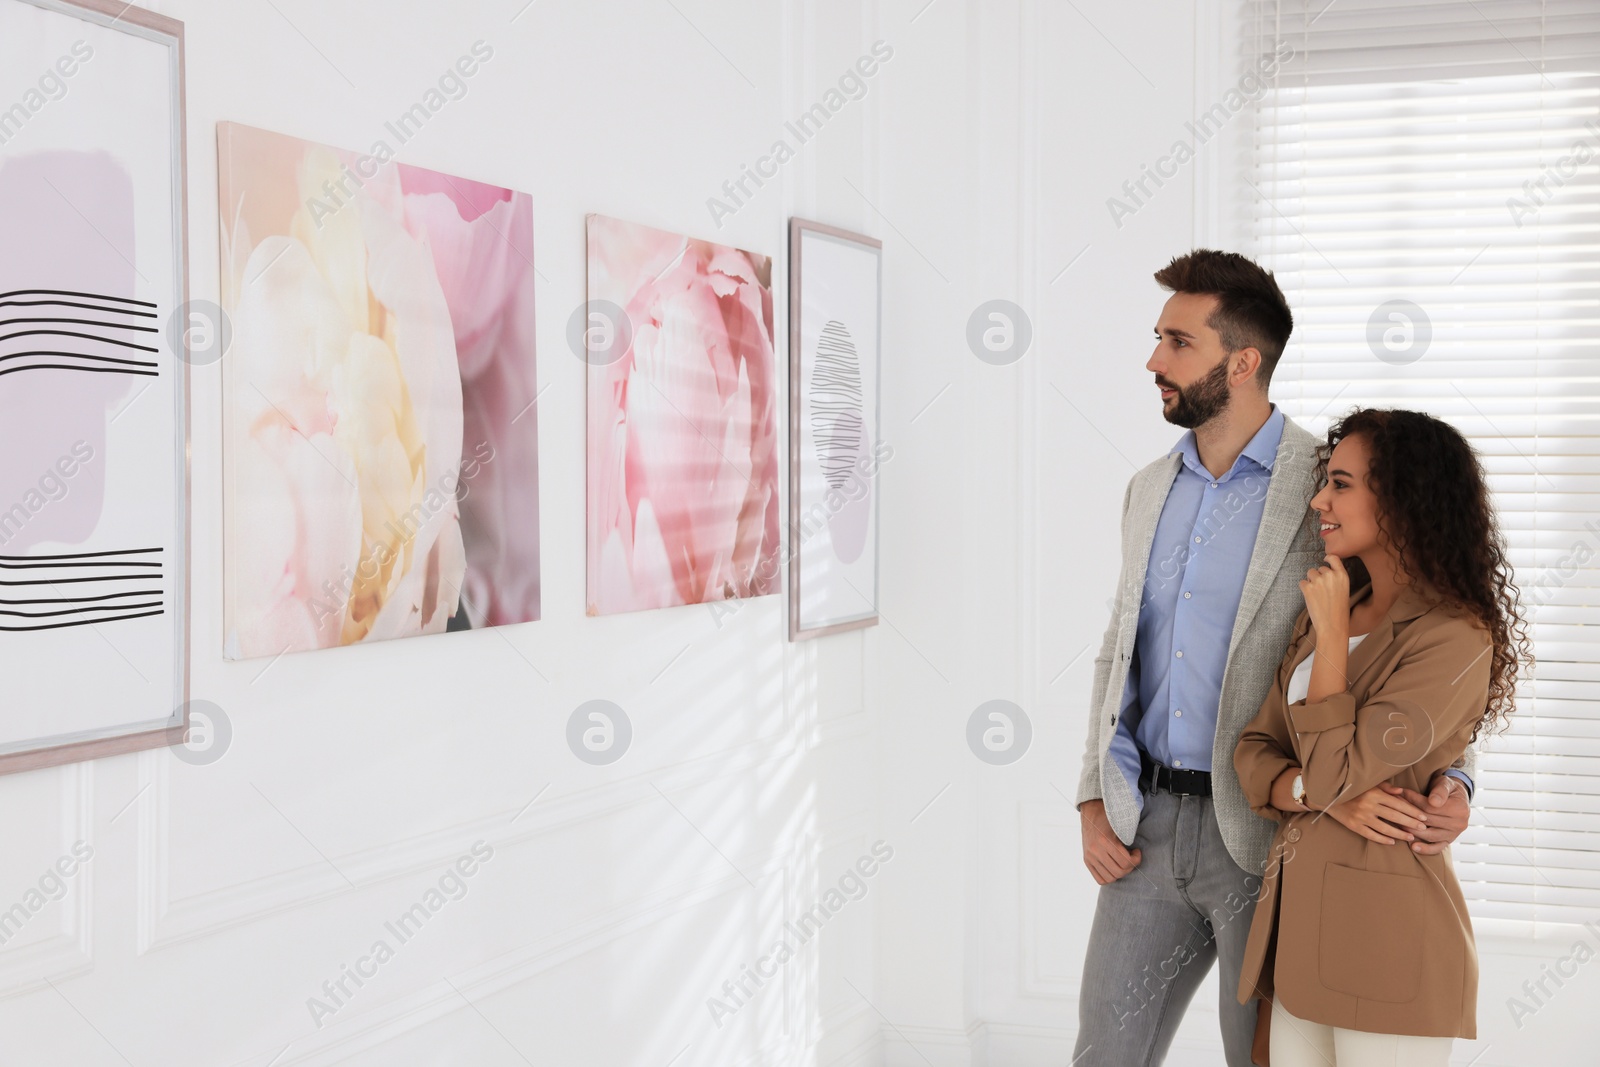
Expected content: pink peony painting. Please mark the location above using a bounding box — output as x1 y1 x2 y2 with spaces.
585 215 779 615
218 122 539 658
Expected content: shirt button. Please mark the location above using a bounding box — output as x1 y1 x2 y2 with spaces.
1173 759 1183 767
1286 828 1302 843
1193 536 1201 543
1175 650 1184 659
1183 591 1192 599
1174 709 1183 717
1210 482 1218 488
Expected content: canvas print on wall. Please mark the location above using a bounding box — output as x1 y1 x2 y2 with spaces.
218 122 539 659
0 0 189 773
585 214 779 616
787 219 883 640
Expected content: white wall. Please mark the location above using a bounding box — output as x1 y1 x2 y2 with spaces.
12 2 1585 1066
863 1 1214 1063
0 1 888 1064
911 3 1600 1064
870 3 1600 1065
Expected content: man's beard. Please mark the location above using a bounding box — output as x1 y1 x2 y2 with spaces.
1159 356 1231 428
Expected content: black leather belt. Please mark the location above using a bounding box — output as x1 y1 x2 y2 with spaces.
1139 750 1212 797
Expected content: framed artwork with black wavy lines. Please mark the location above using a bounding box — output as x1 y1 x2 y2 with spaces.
787 219 885 641
0 0 189 773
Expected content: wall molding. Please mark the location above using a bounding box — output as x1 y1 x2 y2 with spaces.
1017 798 1079 999
825 1020 884 1067
136 632 867 952
0 763 94 996
253 817 876 1066
136 709 853 951
879 1018 986 1067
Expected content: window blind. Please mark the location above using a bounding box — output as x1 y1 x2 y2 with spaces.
1234 0 1600 927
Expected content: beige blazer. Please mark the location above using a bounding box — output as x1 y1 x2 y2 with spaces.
1078 416 1331 873
1233 580 1493 1039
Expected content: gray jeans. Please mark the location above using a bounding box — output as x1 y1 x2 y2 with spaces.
1073 786 1263 1067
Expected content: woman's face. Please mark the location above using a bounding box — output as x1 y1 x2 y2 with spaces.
1308 433 1384 560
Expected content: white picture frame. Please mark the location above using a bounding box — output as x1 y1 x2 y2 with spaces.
0 0 190 774
787 218 884 641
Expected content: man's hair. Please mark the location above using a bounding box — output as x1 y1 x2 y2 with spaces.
1153 250 1293 386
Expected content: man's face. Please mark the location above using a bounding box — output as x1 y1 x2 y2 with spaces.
1148 292 1233 429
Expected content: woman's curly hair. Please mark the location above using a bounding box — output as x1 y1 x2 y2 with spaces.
1317 407 1531 739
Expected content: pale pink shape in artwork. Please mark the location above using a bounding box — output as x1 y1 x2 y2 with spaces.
0 150 142 555
826 419 872 565
397 166 540 626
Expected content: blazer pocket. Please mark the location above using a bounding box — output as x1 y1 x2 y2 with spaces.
1318 863 1424 1003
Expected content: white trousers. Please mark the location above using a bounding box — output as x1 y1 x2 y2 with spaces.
1270 998 1453 1067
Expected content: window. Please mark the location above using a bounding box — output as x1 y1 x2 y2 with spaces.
1227 0 1600 928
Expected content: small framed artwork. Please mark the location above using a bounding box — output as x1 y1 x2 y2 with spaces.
787 218 884 641
0 0 190 773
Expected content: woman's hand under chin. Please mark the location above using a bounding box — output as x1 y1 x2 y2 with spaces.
1300 553 1351 639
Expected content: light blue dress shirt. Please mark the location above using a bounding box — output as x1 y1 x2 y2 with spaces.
1106 409 1284 801
1106 405 1472 807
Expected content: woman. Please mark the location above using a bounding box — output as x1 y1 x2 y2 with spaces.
1233 408 1528 1066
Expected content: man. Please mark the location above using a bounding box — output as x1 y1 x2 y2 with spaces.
1073 250 1474 1067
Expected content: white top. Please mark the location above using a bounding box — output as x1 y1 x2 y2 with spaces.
1286 634 1367 705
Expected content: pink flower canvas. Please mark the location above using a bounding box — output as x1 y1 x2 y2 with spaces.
585 215 779 615
218 122 539 658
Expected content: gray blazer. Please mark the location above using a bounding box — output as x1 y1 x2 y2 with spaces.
1078 416 1341 874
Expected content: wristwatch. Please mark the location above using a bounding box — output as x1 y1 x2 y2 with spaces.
1291 773 1306 807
